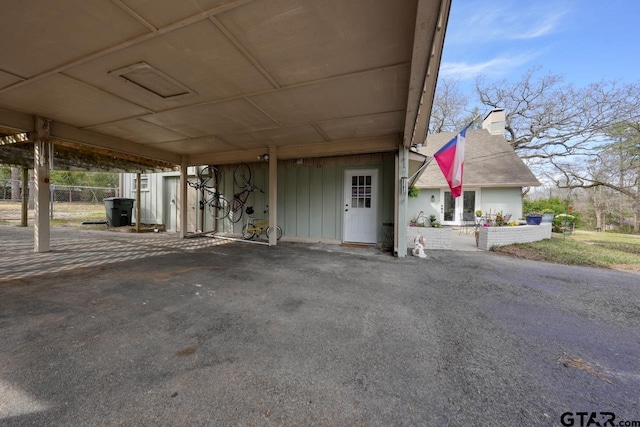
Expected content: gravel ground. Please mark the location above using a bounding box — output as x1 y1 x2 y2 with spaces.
0 226 639 426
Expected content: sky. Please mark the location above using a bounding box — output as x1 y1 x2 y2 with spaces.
439 0 640 96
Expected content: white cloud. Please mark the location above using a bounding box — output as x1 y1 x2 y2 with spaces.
448 2 569 45
440 52 540 80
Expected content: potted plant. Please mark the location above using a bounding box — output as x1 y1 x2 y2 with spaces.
475 210 483 221
541 209 555 223
525 211 543 225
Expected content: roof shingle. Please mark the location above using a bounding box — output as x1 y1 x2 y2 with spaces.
415 129 540 188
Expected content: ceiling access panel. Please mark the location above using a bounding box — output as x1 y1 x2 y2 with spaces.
64 20 276 112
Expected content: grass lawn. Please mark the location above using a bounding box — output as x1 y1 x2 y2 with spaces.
493 230 640 274
0 201 107 228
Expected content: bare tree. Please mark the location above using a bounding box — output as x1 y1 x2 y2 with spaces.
475 68 640 162
429 78 470 133
552 123 640 232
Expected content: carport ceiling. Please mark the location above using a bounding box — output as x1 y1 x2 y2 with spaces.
0 0 450 166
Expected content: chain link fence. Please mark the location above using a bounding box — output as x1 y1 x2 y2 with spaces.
1 179 118 203
1 178 119 220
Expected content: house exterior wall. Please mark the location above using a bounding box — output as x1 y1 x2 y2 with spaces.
122 153 395 244
479 187 523 219
408 189 439 223
407 186 524 225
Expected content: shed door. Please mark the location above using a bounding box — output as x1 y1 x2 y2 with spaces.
344 169 378 243
164 177 178 232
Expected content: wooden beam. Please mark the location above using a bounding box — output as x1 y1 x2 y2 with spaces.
187 136 400 165
0 108 34 133
50 122 181 165
403 0 451 147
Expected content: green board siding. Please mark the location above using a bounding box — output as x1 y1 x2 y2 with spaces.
309 167 324 238
296 167 310 237
125 154 396 241
274 161 394 241
284 168 298 237
322 166 339 239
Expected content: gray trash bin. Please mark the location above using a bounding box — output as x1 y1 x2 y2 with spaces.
104 197 135 227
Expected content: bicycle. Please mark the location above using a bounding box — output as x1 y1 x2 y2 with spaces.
228 163 262 223
241 207 282 241
188 165 230 220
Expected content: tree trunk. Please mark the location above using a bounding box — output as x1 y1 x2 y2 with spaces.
11 167 21 200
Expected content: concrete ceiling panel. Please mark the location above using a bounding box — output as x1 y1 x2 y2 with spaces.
0 71 23 91
0 0 149 78
151 135 236 154
140 98 277 138
317 111 405 141
87 118 187 144
217 0 417 86
0 74 150 128
121 0 230 29
221 125 326 149
65 20 275 111
248 65 410 125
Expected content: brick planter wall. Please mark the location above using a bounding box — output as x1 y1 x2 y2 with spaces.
477 223 552 250
407 226 452 250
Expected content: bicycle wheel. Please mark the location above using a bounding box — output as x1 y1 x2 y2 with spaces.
241 222 256 240
206 193 230 220
228 197 244 223
266 225 283 241
199 165 220 189
233 163 251 188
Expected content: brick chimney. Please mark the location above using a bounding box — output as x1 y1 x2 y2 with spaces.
482 108 506 136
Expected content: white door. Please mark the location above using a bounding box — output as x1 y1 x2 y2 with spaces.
164 177 178 232
441 189 477 225
344 169 378 243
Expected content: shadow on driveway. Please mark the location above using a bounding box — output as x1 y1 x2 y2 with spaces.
1 226 639 425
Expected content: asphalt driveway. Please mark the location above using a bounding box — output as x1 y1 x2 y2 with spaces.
1 226 639 426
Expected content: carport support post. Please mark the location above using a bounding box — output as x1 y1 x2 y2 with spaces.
135 172 141 232
179 156 188 238
396 145 409 257
268 146 278 246
20 167 28 227
33 117 51 253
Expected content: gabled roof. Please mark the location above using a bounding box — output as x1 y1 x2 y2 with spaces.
415 129 541 188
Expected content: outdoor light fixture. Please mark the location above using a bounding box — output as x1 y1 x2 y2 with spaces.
257 154 269 161
431 195 435 202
